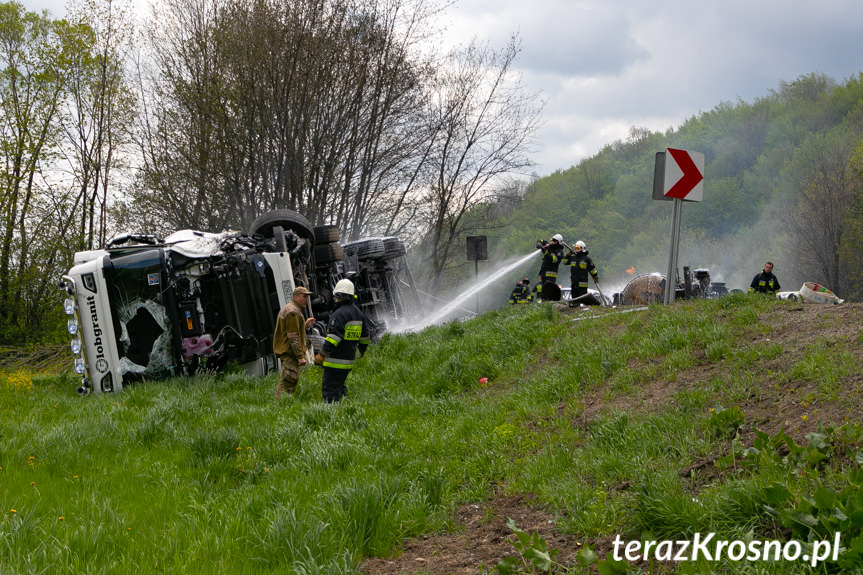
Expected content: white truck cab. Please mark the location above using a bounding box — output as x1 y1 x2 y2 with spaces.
60 230 295 394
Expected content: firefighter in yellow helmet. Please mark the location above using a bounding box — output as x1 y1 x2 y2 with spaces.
563 240 598 299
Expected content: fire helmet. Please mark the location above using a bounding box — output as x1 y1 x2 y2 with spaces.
333 279 355 297
575 240 586 250
551 234 563 242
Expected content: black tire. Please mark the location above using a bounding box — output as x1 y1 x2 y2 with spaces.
356 238 385 260
314 242 343 265
342 241 360 257
249 209 314 243
313 225 340 244
381 237 406 258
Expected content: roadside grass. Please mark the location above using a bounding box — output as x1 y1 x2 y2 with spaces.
2 296 862 573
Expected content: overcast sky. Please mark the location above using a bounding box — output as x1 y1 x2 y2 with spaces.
23 0 863 175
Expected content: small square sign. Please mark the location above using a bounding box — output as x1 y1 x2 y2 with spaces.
466 236 488 261
147 273 160 286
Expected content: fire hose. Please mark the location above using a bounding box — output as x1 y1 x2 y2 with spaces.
560 240 606 306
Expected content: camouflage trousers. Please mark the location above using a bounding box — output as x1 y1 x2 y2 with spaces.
275 356 300 400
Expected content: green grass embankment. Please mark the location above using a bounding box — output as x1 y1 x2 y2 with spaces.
2 295 862 574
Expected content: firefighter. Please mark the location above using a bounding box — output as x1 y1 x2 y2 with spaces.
563 240 599 299
314 279 371 403
748 261 781 295
508 278 533 304
536 234 564 301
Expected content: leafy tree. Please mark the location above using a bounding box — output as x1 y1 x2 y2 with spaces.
132 0 439 238
416 36 542 294
782 123 863 295
64 0 136 251
0 2 80 342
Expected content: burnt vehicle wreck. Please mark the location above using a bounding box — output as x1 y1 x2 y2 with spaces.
615 266 732 306
59 210 422 395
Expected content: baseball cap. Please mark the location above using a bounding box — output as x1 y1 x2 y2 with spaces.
293 286 313 296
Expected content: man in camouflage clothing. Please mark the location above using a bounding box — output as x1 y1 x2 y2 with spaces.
272 286 316 400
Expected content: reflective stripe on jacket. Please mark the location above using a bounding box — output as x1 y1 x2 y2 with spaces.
749 272 780 294
564 251 598 289
321 300 370 370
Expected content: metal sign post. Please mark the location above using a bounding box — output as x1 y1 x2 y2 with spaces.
653 148 705 305
466 236 488 314
664 198 683 304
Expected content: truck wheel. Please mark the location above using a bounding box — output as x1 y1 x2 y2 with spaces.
314 242 343 265
354 238 385 260
250 209 314 244
342 241 360 257
313 225 340 244
382 237 406 258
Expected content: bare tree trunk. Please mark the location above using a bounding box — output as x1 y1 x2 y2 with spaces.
416 36 542 294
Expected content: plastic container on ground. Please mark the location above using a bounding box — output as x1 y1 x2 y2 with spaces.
799 282 844 305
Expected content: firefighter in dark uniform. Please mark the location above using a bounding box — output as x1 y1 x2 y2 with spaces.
563 240 598 299
508 278 533 304
749 261 781 295
314 279 370 403
536 234 564 301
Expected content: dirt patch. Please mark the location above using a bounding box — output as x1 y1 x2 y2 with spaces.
360 495 583 575
362 302 863 575
568 301 863 442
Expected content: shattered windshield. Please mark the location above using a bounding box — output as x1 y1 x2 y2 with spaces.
105 250 176 379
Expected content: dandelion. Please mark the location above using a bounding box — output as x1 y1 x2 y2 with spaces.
801 415 809 421
10 509 15 513
236 446 242 451
246 446 251 450
58 516 64 521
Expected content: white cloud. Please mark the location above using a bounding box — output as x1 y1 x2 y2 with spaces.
443 0 863 173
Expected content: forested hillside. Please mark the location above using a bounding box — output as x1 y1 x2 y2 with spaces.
471 72 863 305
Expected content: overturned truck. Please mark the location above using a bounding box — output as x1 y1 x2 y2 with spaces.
59 210 422 395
